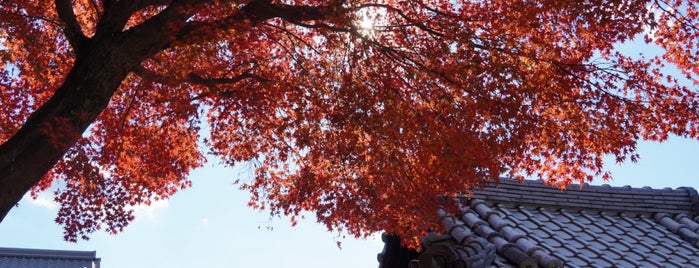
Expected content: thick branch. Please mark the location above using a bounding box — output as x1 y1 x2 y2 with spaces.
55 0 87 51
173 1 344 48
112 0 210 59
95 0 138 34
96 0 205 37
243 1 342 23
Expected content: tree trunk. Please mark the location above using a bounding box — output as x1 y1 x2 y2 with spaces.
0 0 322 223
0 29 169 221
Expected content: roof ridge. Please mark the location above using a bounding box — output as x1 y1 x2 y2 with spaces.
0 247 98 260
464 179 699 216
497 178 696 194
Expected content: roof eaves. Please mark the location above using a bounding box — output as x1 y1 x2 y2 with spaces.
0 247 101 268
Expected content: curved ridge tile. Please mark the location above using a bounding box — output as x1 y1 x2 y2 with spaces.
674 214 699 233
417 210 497 268
654 213 699 246
418 240 496 268
470 200 563 268
458 203 537 267
678 187 699 215
676 216 699 248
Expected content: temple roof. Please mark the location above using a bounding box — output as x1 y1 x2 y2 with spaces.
0 247 101 268
378 179 699 268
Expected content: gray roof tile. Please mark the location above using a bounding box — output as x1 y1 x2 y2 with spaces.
380 179 699 268
665 258 689 268
0 247 100 268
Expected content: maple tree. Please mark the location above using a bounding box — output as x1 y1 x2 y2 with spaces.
1 0 698 246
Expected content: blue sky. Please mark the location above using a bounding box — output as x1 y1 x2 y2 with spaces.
0 159 384 267
1 136 698 267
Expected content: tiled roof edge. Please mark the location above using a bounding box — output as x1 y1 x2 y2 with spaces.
463 178 698 216
654 213 699 248
0 247 98 260
677 187 699 215
467 199 563 268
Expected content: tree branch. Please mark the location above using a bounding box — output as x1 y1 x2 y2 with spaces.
174 0 345 46
96 0 202 37
133 64 268 91
134 0 176 9
187 72 269 90
112 0 209 61
355 3 446 37
242 1 342 24
132 64 179 86
55 0 87 51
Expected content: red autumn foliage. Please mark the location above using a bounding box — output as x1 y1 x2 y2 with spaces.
1 0 698 247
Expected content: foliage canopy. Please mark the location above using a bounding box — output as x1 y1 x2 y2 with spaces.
1 0 698 246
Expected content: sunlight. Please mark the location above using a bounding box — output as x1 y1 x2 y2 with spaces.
354 5 387 38
356 14 375 37
358 15 374 31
